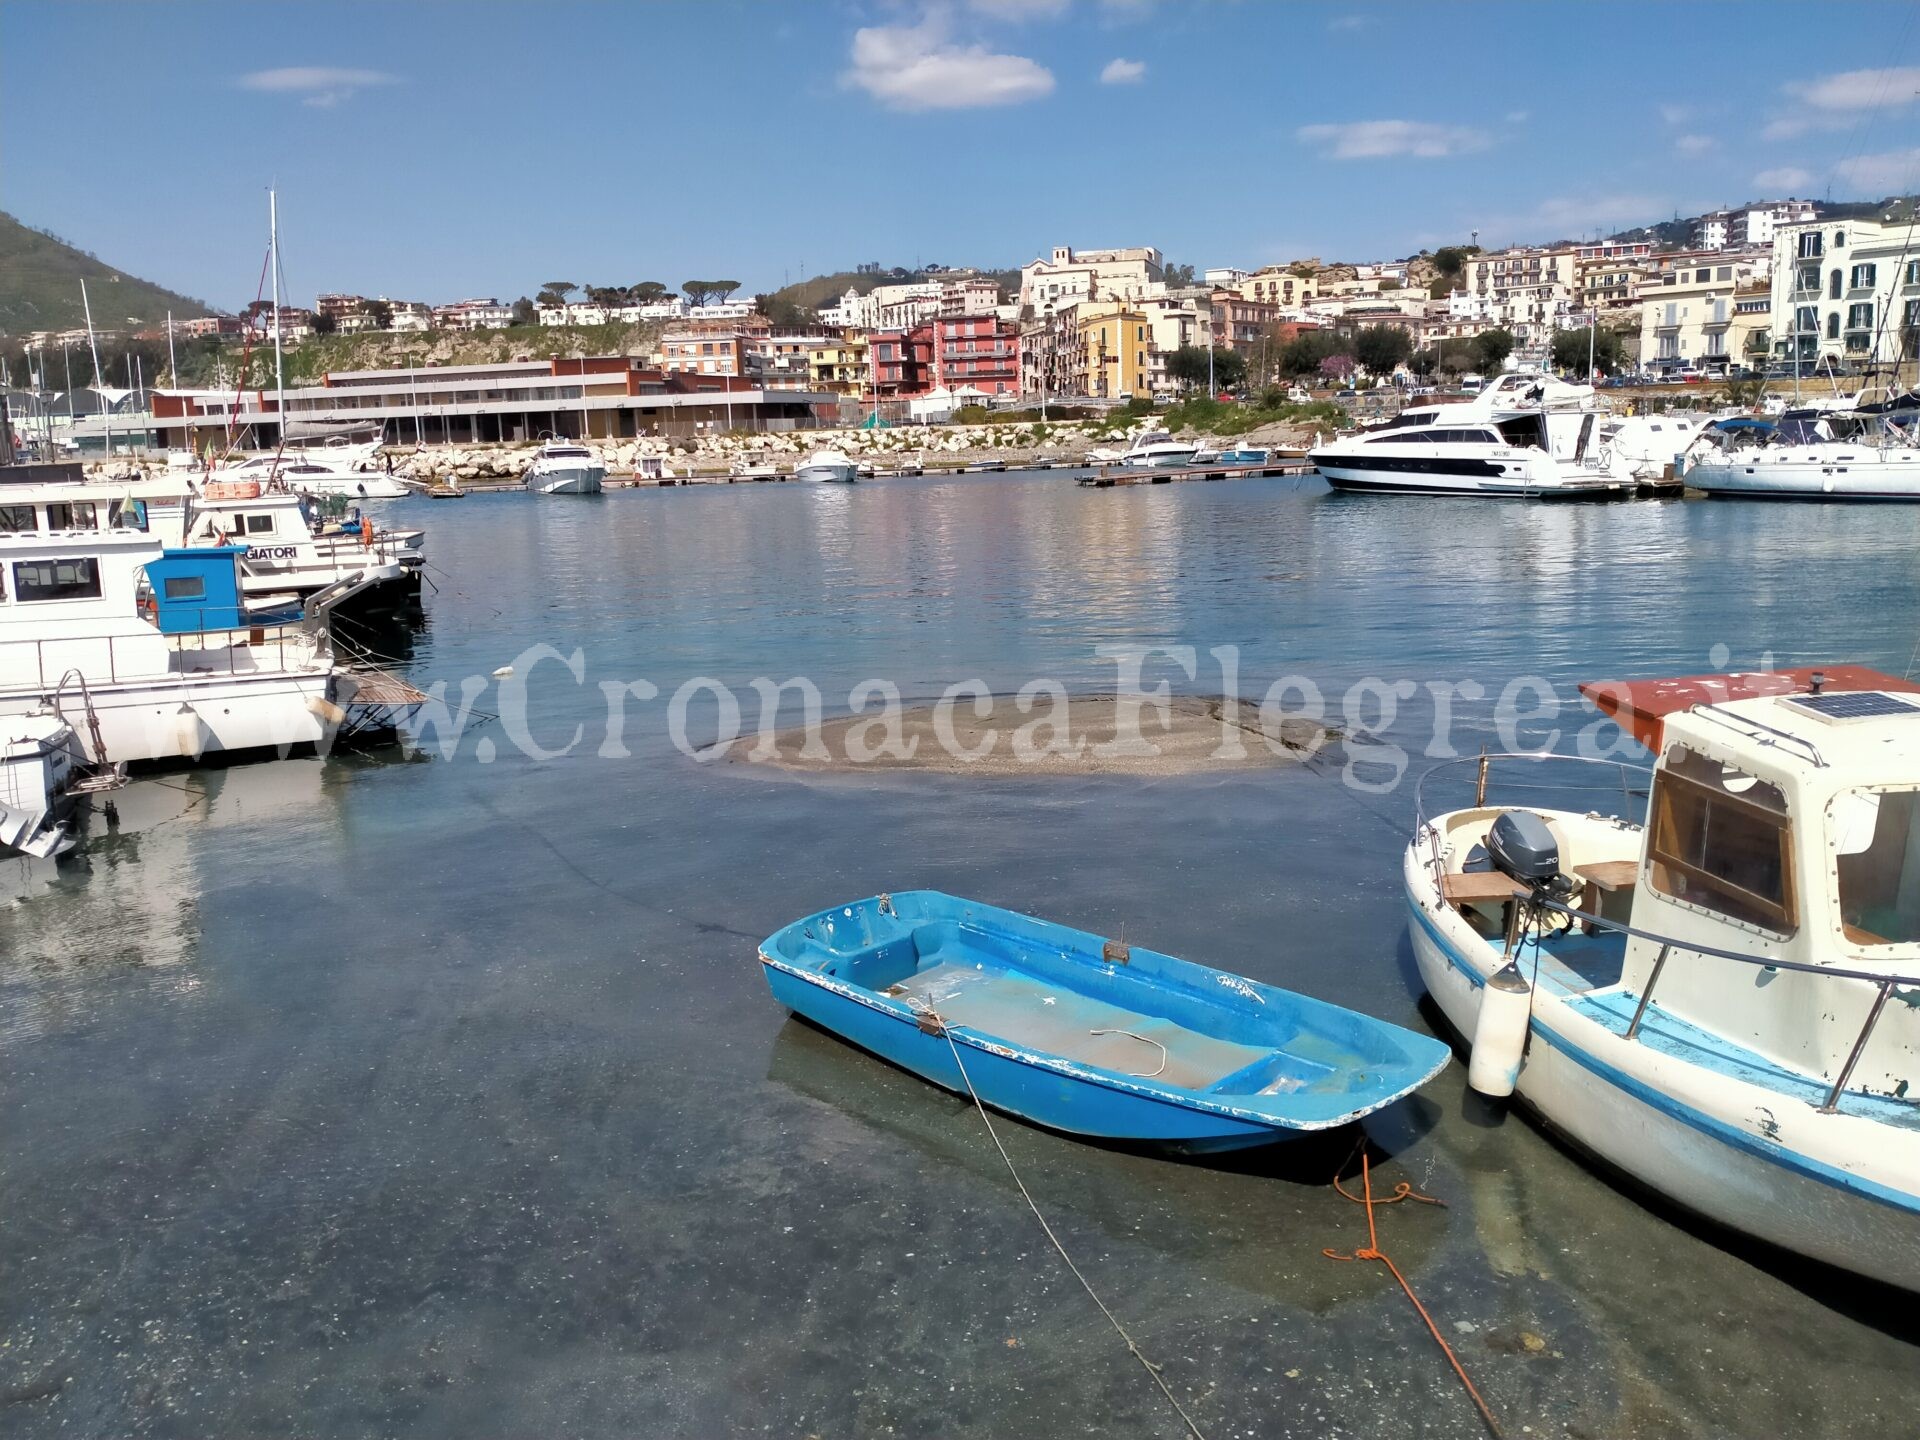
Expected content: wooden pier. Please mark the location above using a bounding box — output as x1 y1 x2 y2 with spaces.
1077 459 1316 487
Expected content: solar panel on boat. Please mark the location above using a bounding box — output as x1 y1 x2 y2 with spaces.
1786 691 1920 720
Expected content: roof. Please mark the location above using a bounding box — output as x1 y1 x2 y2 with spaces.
1581 665 1920 752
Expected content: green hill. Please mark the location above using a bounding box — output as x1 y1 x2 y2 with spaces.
0 211 217 337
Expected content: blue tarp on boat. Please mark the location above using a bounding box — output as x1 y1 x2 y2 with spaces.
759 891 1449 1152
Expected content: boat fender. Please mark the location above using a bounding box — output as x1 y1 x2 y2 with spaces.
1466 961 1532 1099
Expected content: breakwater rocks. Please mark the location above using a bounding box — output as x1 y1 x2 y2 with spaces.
385 418 1320 482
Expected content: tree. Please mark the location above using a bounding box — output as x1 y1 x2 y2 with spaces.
311 311 338 336
1354 324 1413 376
757 292 809 329
1276 328 1353 378
682 280 741 308
1163 262 1197 287
1472 328 1515 374
509 296 537 327
536 281 577 308
1409 347 1437 377
1211 348 1247 390
1550 326 1622 378
1319 353 1355 381
359 298 394 330
1164 345 1214 390
631 281 668 305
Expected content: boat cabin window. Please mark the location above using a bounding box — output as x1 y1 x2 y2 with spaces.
1496 415 1549 449
0 505 36 533
243 514 275 535
45 501 98 531
1832 788 1920 945
162 575 207 601
12 557 103 603
1648 745 1796 933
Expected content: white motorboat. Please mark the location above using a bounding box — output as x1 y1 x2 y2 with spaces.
1119 431 1199 468
1407 665 1920 1291
1311 373 1634 497
524 440 606 495
794 449 858 483
0 713 101 858
214 453 410 500
0 525 387 765
729 458 780 481
1685 405 1920 500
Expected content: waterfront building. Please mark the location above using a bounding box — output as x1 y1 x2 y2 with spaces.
1209 289 1278 352
1770 215 1920 375
929 313 1018 396
1638 249 1772 374
1238 265 1317 308
1139 294 1206 395
1067 303 1151 400
1574 243 1653 316
809 336 869 395
870 328 933 399
1018 246 1163 311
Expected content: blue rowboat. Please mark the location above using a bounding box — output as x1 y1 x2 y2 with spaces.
759 891 1449 1152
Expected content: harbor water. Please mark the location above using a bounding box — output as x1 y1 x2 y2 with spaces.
4 471 1918 1437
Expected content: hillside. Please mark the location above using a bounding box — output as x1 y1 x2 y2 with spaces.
0 211 217 337
760 265 1024 319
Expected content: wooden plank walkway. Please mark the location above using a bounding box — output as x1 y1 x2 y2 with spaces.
1078 460 1316 487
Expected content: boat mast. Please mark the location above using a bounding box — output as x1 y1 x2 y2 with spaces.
81 279 109 459
270 187 286 451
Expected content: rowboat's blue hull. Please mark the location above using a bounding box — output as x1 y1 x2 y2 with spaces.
760 892 1449 1152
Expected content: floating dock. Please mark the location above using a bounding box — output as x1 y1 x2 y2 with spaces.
1078 459 1316 487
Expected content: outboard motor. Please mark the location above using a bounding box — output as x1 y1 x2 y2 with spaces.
1467 811 1573 1101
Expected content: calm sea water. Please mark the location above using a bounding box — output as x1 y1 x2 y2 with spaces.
4 473 1918 1438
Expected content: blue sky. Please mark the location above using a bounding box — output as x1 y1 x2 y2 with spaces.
4 1 1918 312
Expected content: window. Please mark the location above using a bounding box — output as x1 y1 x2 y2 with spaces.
1830 270 1843 299
45 502 96 530
1797 232 1823 259
12 557 102 603
1828 313 1841 338
0 505 35 533
1716 266 1732 281
1851 264 1877 291
1847 302 1874 331
1648 745 1796 933
1833 230 1846 248
162 575 206 601
1696 268 1711 283
1834 789 1920 944
1907 260 1920 286
244 513 275 535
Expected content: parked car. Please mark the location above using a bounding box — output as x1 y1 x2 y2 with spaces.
1333 389 1358 402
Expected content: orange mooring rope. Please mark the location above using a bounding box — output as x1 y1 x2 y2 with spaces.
1323 1152 1503 1440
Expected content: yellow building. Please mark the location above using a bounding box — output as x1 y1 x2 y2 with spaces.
809 336 870 395
1240 266 1317 308
1070 304 1152 399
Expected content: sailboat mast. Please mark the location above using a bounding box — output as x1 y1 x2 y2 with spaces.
81 279 109 458
269 188 286 448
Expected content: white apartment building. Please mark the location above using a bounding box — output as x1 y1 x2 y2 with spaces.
1138 293 1206 396
1465 246 1579 344
1771 215 1920 373
1639 249 1772 373
1018 246 1163 311
1693 200 1819 253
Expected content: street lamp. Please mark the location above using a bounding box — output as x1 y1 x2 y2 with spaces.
1040 301 1054 421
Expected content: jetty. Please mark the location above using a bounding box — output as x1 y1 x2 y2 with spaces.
1078 458 1316 487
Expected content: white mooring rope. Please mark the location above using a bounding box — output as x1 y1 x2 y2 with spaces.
934 1017 1208 1440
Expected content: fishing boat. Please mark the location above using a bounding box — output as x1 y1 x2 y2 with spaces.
759 891 1450 1152
524 439 606 495
794 448 859 483
184 481 425 616
1406 665 1920 1290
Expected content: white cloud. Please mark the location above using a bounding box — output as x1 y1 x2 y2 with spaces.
969 0 1070 19
239 66 397 108
1766 66 1920 138
1657 103 1690 126
1327 14 1369 31
1295 120 1488 159
844 13 1055 111
1100 57 1145 84
1503 109 1530 124
1674 133 1717 155
1753 165 1814 193
1836 147 1920 194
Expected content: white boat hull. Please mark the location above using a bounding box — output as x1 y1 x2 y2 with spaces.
529 465 606 495
1404 841 1920 1291
288 475 411 500
795 464 858 484
1688 452 1920 500
1315 453 1632 498
0 670 346 765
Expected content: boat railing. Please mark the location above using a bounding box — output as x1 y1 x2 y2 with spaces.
1415 750 1920 1113
8 619 310 690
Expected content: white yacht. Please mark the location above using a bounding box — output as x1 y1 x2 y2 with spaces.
794 448 859 483
214 453 410 500
0 525 383 765
524 439 606 495
1119 431 1199 468
1311 373 1635 497
1685 404 1920 500
1407 665 1920 1291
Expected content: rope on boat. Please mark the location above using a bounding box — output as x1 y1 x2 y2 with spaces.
929 1013 1209 1440
1323 1149 1503 1439
1088 1028 1169 1077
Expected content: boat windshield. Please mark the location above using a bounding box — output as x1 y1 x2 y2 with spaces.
544 446 591 459
1647 744 1796 935
1833 787 1920 946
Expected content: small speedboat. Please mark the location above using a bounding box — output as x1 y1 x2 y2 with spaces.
213 454 410 500
1120 431 1199 468
525 439 606 495
1218 445 1270 465
794 448 859 483
760 891 1449 1152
